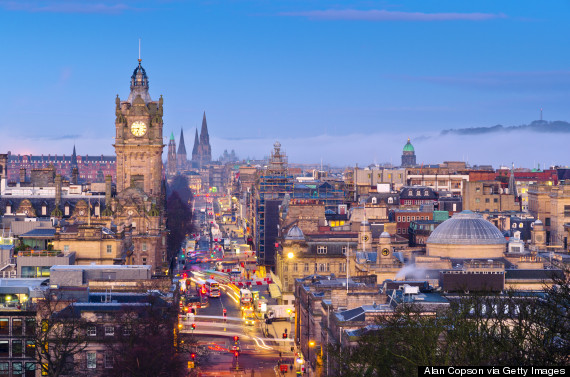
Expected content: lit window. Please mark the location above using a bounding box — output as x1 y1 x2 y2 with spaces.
86 352 96 369
87 326 96 337
317 246 327 254
104 326 114 336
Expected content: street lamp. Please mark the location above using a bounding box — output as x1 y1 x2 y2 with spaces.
287 252 294 259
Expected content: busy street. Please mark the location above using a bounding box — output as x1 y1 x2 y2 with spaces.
174 194 299 376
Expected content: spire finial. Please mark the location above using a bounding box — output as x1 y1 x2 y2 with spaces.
138 38 141 63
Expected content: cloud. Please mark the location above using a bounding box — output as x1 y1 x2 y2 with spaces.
279 9 506 22
0 1 132 14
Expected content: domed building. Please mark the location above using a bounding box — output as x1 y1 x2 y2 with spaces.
426 210 507 259
401 138 416 167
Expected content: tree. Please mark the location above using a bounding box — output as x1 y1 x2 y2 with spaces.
166 191 193 260
328 280 570 377
31 289 90 377
102 293 186 377
168 174 193 205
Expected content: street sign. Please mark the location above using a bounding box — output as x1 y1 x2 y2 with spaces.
188 361 195 369
280 365 288 372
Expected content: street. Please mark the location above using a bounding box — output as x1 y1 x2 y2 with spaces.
175 195 299 377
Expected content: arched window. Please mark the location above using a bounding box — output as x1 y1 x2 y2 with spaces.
388 197 393 204
371 197 377 204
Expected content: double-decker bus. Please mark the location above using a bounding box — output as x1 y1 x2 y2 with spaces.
204 279 220 298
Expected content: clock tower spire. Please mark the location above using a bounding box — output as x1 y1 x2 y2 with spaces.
113 58 164 197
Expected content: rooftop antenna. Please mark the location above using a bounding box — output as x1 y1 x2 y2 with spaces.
540 107 543 121
138 38 141 63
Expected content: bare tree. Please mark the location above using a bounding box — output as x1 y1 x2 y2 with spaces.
31 289 89 377
102 293 186 377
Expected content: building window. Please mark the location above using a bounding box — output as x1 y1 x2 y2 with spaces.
142 257 147 265
87 326 97 337
340 263 346 272
485 198 490 203
293 263 298 272
0 341 8 357
25 362 35 377
42 206 47 216
142 243 147 252
25 342 34 358
284 264 288 272
104 326 114 336
12 319 22 336
25 319 35 336
0 362 6 377
63 245 69 253
388 197 393 204
12 362 22 376
475 198 480 203
326 263 330 272
12 340 22 357
397 216 401 222
424 191 428 196
494 198 498 203
64 206 69 216
545 218 551 226
317 246 327 254
0 319 8 335
106 245 112 254
105 353 113 369
123 326 132 336
565 205 570 217
318 264 325 272
407 216 410 222
371 197 377 204
86 352 97 369
341 246 348 255
304 263 309 272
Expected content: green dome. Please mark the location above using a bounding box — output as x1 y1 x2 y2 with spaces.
403 138 414 152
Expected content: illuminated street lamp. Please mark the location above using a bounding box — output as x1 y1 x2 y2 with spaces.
287 252 294 259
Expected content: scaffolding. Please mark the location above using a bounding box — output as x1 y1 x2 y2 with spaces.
255 142 293 268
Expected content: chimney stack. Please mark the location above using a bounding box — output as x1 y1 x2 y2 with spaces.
105 175 112 204
55 175 62 207
19 168 26 184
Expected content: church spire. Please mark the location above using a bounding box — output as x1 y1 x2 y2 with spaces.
192 128 199 155
71 145 78 169
177 129 187 155
200 111 210 144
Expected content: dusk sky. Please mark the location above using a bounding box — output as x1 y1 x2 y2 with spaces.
1 0 570 167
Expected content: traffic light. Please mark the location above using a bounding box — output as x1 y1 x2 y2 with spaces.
282 332 288 339
233 336 239 342
190 353 196 360
234 351 239 358
191 323 196 330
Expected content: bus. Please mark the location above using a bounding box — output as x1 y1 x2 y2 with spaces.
204 279 220 298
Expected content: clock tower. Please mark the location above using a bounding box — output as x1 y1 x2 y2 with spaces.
114 58 164 197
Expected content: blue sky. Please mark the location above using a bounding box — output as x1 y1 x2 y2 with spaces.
1 0 569 167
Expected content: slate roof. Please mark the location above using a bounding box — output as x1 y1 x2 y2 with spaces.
19 228 56 238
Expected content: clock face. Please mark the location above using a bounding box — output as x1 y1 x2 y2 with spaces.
363 235 369 242
381 248 390 256
131 121 147 136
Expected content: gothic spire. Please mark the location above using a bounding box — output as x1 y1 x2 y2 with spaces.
71 145 78 168
177 128 187 155
192 128 199 156
200 111 210 144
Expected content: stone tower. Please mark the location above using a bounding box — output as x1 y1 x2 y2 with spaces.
198 112 212 165
167 132 177 178
401 138 416 167
177 128 187 171
358 220 372 251
113 58 164 197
